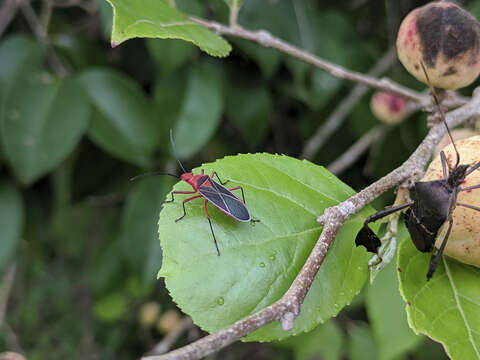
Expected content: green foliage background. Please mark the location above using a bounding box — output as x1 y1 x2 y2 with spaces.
1 0 479 359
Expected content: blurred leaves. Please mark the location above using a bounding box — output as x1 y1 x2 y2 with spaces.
121 176 172 285
106 0 231 57
277 320 343 360
0 182 24 270
225 83 271 149
1 75 90 185
366 256 422 360
172 62 224 159
79 68 158 167
0 35 91 185
159 154 373 341
398 239 480 360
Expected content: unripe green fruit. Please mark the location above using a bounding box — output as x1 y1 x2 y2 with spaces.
423 135 480 267
397 1 480 90
370 91 409 124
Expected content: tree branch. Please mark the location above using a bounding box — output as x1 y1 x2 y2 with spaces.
143 89 480 360
328 125 387 175
191 17 424 102
301 47 397 159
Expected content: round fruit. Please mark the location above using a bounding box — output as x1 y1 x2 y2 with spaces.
157 309 182 334
370 91 409 124
138 302 161 327
396 1 480 90
433 128 478 156
423 135 480 267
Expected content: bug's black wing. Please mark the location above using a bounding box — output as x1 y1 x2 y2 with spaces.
406 180 452 252
355 225 381 253
199 180 251 222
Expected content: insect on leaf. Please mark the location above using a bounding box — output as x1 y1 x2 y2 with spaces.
158 153 375 341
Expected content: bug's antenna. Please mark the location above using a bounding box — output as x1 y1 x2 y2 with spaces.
420 62 460 168
130 172 179 182
170 129 187 173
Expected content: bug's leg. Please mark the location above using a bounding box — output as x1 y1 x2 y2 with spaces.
457 203 480 212
440 151 449 179
427 218 453 280
175 195 202 222
165 190 197 203
465 160 480 176
363 202 414 226
227 185 246 203
211 171 230 186
204 199 220 256
356 202 414 254
460 184 480 192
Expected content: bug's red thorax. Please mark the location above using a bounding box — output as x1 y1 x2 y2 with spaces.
181 172 210 191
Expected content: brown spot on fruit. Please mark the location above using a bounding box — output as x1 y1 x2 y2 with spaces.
396 2 480 89
442 66 457 76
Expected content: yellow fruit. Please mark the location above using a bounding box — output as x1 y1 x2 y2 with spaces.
423 135 480 267
138 302 161 327
157 309 182 334
433 128 478 156
396 1 480 90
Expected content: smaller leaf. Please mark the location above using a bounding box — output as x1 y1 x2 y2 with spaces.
94 292 128 322
173 62 224 159
0 182 24 270
1 75 90 185
0 35 44 81
79 68 159 167
146 38 193 74
106 0 231 57
225 83 271 149
398 238 480 360
276 320 343 360
346 324 379 360
366 256 422 360
121 177 172 283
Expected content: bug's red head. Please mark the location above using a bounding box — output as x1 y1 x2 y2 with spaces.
180 172 194 183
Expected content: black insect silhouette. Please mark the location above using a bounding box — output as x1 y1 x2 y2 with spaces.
355 64 480 279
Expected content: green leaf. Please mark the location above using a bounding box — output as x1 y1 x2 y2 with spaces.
225 83 271 149
146 38 194 74
153 70 188 147
173 62 224 159
0 35 44 82
121 177 173 284
79 68 158 167
159 153 372 341
1 75 90 185
366 257 422 360
0 182 24 270
346 324 379 360
277 320 343 360
398 238 480 360
105 0 231 57
94 292 128 322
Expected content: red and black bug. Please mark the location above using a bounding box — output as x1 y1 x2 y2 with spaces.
133 130 256 255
